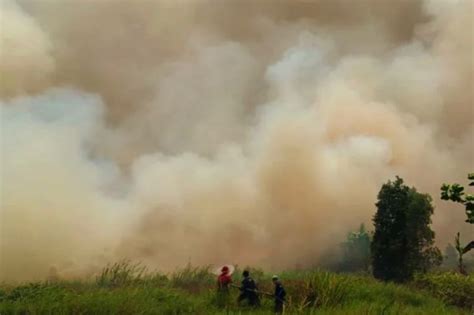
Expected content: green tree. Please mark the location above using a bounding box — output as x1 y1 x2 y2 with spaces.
440 173 474 274
441 173 474 224
340 224 371 272
371 177 441 282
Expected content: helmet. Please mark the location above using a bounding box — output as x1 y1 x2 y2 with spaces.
221 266 229 273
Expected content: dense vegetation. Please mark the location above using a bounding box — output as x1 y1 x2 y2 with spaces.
0 262 472 314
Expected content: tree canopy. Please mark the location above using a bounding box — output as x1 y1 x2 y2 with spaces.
371 177 441 282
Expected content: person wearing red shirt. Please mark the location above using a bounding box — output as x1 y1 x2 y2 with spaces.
217 266 232 291
216 265 232 308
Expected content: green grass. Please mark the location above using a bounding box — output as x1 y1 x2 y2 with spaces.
0 263 471 314
412 272 474 309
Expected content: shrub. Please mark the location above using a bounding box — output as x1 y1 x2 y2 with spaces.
413 272 474 308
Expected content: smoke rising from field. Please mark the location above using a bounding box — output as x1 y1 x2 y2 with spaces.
1 0 473 281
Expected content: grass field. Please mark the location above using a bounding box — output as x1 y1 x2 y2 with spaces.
0 262 472 314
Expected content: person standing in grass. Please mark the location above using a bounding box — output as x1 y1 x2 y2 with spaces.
216 266 232 307
272 275 286 314
217 266 232 291
237 270 260 307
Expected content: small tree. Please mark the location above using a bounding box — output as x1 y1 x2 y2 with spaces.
454 232 467 275
340 224 371 272
371 177 441 282
440 173 474 274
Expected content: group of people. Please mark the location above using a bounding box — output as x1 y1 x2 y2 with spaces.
217 266 286 314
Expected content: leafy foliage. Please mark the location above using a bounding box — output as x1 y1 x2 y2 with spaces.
371 177 441 282
441 173 474 224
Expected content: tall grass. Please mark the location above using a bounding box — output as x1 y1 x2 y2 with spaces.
413 272 474 308
96 260 147 288
301 272 351 308
170 264 214 293
0 262 470 314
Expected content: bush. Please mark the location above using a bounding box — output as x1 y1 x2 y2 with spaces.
413 272 474 308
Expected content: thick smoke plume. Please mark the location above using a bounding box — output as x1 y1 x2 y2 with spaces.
1 0 473 282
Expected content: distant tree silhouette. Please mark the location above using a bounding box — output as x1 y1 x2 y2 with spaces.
340 224 371 272
371 177 441 282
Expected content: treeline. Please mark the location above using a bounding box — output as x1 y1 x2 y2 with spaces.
326 173 474 282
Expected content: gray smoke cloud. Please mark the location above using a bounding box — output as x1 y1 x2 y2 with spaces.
0 0 473 282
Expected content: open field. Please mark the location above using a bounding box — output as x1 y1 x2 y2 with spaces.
1 263 472 315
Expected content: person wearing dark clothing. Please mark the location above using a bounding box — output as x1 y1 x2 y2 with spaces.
272 275 286 314
237 270 260 307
